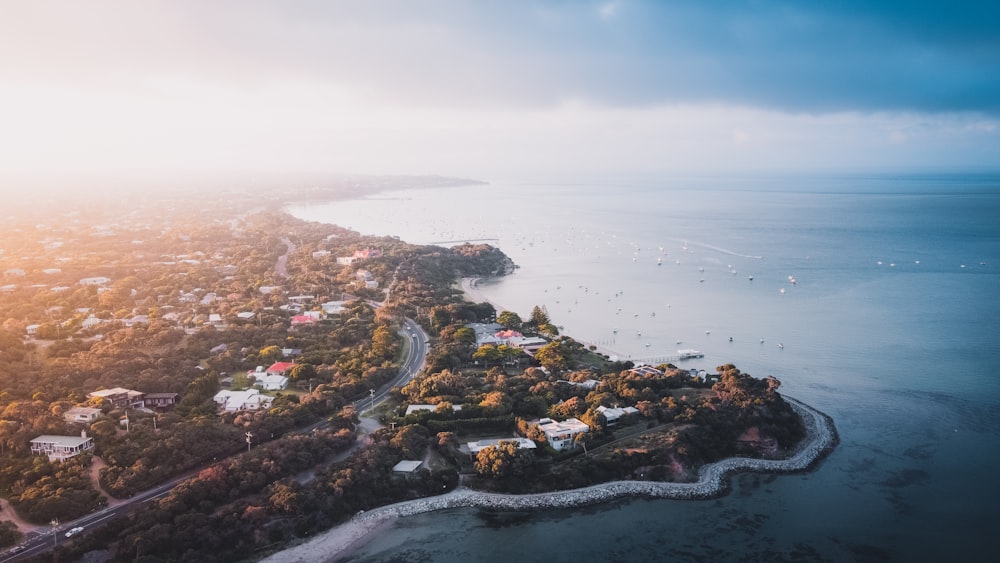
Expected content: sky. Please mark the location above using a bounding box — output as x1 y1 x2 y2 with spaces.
1 0 999 186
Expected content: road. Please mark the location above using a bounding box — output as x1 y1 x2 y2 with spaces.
1 316 429 562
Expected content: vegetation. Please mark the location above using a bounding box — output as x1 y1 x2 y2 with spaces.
0 176 807 562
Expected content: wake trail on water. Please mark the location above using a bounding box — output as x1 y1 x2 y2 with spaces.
670 238 764 260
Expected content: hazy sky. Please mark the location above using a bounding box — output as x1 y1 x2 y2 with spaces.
1 0 998 183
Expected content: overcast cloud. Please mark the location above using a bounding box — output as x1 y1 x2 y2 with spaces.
1 0 998 182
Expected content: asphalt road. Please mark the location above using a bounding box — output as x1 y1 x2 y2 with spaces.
2 317 429 562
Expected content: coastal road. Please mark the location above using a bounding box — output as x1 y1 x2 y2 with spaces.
354 317 428 414
2 315 429 562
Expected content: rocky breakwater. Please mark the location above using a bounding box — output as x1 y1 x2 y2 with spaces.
264 396 837 562
359 396 838 521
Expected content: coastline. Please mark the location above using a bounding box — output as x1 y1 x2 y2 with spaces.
459 276 627 361
261 397 838 562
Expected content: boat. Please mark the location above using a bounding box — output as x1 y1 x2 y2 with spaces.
677 349 704 359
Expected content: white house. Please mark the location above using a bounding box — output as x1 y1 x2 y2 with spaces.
63 407 102 424
466 437 537 455
596 405 640 425
257 374 289 391
536 417 590 451
213 389 271 412
79 277 112 286
405 404 463 416
30 434 94 461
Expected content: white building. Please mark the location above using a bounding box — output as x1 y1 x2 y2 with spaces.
30 434 94 461
79 277 112 286
466 437 537 455
405 404 463 416
213 389 272 412
536 417 590 451
63 407 102 424
257 374 289 391
596 405 640 425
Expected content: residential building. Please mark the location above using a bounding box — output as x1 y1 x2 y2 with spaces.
213 389 271 412
536 417 590 451
63 407 102 424
405 404 463 416
30 434 94 461
257 374 288 391
79 277 112 286
391 460 423 477
87 388 145 408
596 405 640 425
144 393 178 409
466 437 537 455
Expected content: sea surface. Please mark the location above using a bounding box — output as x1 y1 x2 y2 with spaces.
288 173 1000 562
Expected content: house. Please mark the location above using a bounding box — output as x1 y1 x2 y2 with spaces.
336 248 382 265
123 315 149 327
508 336 548 354
30 433 94 461
81 315 104 329
265 362 296 375
213 389 271 412
321 301 347 315
466 437 537 455
87 388 145 408
144 393 178 409
236 311 256 321
281 348 302 358
259 286 282 295
312 250 331 259
391 460 423 479
558 378 601 390
290 315 317 326
63 407 102 424
628 365 664 377
208 313 225 326
79 277 112 286
596 405 640 425
536 417 590 451
257 374 289 391
25 324 40 336
405 404 463 416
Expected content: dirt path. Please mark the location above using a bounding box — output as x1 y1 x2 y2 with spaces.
89 456 126 507
0 497 38 535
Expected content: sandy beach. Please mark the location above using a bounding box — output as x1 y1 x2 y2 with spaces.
260 397 837 562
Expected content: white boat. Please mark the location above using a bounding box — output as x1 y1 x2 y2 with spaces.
677 349 704 359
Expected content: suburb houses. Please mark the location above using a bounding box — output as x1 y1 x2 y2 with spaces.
87 388 145 409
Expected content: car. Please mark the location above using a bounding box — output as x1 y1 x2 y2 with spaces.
6 545 25 554
65 526 84 538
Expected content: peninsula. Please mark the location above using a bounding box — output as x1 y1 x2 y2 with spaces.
0 176 836 563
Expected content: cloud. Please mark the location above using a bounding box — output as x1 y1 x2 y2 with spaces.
2 1 998 114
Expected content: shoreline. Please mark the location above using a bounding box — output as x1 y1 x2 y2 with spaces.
459 276 628 361
261 397 838 562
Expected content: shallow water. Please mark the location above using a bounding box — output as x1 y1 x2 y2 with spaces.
289 173 1000 562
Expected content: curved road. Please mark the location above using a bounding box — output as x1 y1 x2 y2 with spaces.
2 316 429 562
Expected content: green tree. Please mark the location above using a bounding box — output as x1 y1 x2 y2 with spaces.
474 440 533 479
529 305 550 327
534 341 567 373
472 345 501 368
497 311 523 331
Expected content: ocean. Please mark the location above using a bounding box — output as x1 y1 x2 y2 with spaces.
287 173 1000 562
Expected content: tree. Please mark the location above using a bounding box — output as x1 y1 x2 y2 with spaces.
534 341 567 373
529 305 550 327
474 441 533 479
472 345 501 368
289 363 317 381
496 311 523 331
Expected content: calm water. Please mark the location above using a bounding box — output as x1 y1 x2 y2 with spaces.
289 174 1000 562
